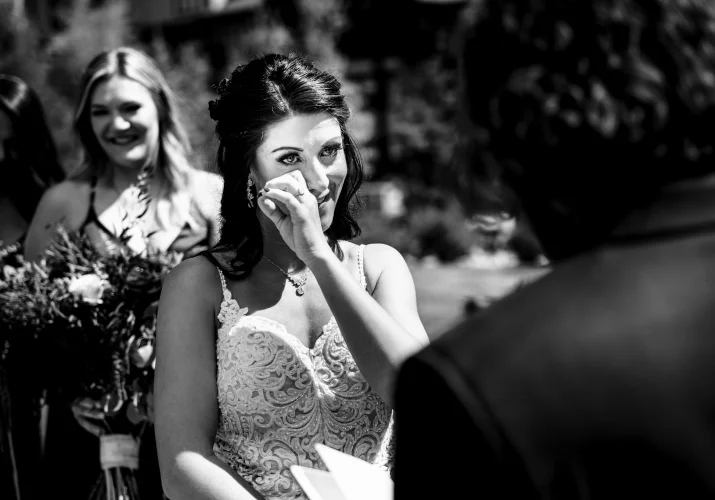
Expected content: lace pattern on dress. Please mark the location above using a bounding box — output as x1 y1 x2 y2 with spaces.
212 245 394 500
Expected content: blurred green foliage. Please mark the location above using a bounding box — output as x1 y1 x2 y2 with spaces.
356 182 474 262
388 57 459 185
455 0 715 243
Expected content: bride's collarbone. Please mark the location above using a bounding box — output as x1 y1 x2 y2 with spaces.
219 247 360 335
231 280 332 337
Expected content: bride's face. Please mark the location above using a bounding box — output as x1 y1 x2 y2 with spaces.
253 112 347 232
89 76 160 171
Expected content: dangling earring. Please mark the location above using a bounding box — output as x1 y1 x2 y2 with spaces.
246 176 256 208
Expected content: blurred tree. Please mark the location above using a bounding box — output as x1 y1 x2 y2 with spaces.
264 0 346 64
45 0 133 102
456 0 715 254
0 0 47 87
337 0 467 183
150 38 218 172
388 56 459 185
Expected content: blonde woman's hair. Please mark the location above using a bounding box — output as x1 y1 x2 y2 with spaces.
71 47 194 193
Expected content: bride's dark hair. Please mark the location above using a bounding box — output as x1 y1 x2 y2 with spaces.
206 54 363 278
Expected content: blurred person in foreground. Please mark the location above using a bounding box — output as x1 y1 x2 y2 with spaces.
395 0 715 498
23 47 222 499
0 74 64 500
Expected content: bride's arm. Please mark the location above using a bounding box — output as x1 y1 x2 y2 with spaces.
155 258 264 500
308 244 429 406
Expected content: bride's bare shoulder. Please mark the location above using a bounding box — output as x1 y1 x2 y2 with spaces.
162 254 224 308
166 254 220 287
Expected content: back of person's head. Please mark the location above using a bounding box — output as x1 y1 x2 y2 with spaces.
0 74 64 221
208 53 364 276
459 0 715 260
72 47 193 190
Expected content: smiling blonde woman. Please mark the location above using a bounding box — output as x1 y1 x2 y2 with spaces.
24 47 222 261
22 47 222 500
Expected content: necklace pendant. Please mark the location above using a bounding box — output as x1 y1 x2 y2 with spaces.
296 286 305 296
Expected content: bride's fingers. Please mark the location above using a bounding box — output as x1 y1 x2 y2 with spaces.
264 174 305 198
257 193 285 226
287 170 309 196
261 188 307 219
261 197 277 211
289 174 311 204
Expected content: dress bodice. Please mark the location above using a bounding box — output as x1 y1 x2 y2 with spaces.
212 246 394 500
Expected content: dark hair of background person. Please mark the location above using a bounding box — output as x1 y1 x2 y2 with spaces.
455 0 715 260
206 53 364 278
0 75 65 221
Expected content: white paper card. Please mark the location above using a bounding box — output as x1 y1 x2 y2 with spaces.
290 466 348 500
290 443 394 500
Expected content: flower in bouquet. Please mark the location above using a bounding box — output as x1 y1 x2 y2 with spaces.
68 273 110 305
1 225 180 404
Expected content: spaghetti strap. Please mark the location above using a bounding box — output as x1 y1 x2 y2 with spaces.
80 176 116 238
357 244 368 291
214 264 248 332
216 267 229 296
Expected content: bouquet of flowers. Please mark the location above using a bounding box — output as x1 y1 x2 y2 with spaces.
0 225 181 500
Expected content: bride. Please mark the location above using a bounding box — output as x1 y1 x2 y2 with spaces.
155 53 429 500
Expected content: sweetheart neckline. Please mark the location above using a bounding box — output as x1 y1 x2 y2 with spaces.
226 313 338 353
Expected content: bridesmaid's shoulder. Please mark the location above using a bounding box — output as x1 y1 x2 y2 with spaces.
37 178 91 214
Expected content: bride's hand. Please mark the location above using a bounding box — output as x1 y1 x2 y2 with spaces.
257 170 332 264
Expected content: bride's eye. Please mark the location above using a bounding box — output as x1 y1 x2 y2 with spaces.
320 144 343 158
278 153 301 165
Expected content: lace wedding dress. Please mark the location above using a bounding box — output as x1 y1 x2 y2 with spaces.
212 245 394 500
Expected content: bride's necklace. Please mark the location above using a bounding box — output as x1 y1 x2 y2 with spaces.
262 256 311 296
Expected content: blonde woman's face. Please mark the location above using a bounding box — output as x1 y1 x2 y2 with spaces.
90 76 160 170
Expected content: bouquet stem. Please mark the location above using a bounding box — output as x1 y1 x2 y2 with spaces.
89 434 141 500
0 367 21 500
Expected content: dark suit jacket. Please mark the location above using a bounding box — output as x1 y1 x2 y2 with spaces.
394 179 715 499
